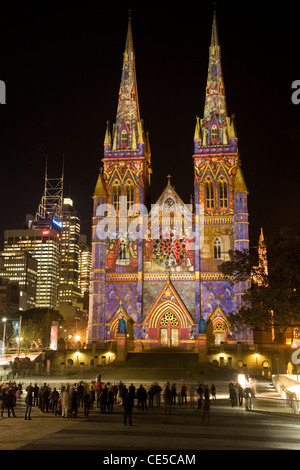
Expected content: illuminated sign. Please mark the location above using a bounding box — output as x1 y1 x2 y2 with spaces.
42 230 50 235
52 220 62 228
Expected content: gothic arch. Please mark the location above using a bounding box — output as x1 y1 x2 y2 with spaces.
148 300 189 329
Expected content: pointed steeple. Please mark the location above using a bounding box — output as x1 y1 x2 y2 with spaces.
194 6 237 154
234 164 248 194
108 11 144 156
104 120 112 150
93 168 107 199
203 6 227 126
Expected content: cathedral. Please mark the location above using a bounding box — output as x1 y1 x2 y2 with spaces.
87 10 253 350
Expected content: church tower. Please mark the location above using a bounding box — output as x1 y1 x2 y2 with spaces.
88 12 151 345
193 8 252 344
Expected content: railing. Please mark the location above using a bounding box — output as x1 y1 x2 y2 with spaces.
249 396 300 416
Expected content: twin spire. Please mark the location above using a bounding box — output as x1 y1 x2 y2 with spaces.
194 7 237 152
104 12 145 158
104 9 235 156
203 8 227 125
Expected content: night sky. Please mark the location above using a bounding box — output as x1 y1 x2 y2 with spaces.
0 1 299 247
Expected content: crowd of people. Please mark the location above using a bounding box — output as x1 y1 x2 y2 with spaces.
1 378 258 424
0 379 219 423
228 380 256 409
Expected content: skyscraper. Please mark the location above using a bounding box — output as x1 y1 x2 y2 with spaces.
58 198 81 304
88 11 252 348
0 250 38 310
3 228 60 309
3 166 63 310
78 234 92 298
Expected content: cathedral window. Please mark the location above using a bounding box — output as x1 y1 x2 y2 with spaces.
219 176 228 209
211 125 218 142
160 312 179 326
121 130 128 147
119 239 126 260
214 237 222 259
113 180 121 211
126 179 134 210
205 177 214 209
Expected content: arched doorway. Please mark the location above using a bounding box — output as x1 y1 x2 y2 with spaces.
159 312 179 347
213 321 226 345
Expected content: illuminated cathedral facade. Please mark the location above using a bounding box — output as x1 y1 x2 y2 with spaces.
87 11 253 350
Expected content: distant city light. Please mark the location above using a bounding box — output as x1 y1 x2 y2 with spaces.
52 219 62 228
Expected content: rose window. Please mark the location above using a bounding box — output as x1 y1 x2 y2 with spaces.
160 313 179 326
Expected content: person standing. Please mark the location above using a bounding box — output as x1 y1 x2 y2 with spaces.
181 384 187 405
163 384 172 415
61 385 71 418
100 385 108 413
196 383 203 410
107 387 114 414
154 383 162 408
230 385 237 407
123 392 134 426
51 387 59 414
24 391 32 420
7 388 16 417
77 382 84 408
189 384 196 408
83 390 91 417
148 384 155 408
137 385 147 411
211 384 216 400
237 383 244 406
0 387 7 417
202 397 210 422
121 385 128 407
42 386 50 413
171 383 177 405
112 383 118 404
71 387 78 418
129 383 136 398
33 383 39 407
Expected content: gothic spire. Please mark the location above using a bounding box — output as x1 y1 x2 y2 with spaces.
203 7 227 126
109 11 142 154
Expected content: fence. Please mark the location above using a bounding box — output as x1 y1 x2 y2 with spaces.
249 396 300 416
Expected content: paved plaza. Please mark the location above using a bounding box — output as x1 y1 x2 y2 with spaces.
1 375 300 454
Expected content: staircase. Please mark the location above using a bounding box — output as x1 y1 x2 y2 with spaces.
95 351 236 382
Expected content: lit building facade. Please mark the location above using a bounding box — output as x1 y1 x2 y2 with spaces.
0 250 37 310
58 198 81 304
4 228 61 309
78 234 92 297
88 11 252 349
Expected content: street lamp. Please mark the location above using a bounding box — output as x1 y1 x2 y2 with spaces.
2 317 7 354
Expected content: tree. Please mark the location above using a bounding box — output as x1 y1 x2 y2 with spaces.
18 319 41 349
13 308 64 348
218 227 300 343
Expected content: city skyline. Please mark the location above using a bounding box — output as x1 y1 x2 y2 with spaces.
0 2 299 248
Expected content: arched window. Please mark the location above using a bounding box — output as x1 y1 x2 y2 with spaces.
121 130 127 147
214 237 222 259
205 177 214 209
211 125 218 141
219 176 228 209
119 239 126 260
113 180 121 211
126 179 134 210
